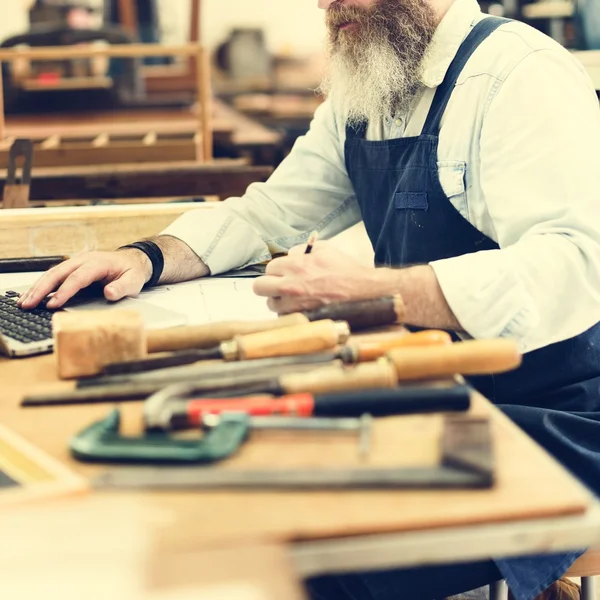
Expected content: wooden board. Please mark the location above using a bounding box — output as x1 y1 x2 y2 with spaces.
0 495 306 599
0 350 592 554
0 203 213 258
0 160 272 202
0 421 87 508
0 135 199 169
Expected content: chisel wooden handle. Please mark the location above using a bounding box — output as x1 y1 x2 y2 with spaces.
356 330 452 362
387 339 522 381
234 319 351 361
303 296 405 331
281 360 398 395
146 313 308 353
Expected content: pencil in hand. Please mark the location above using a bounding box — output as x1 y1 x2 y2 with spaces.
305 231 319 254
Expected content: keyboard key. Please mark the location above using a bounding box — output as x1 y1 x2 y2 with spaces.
0 293 54 345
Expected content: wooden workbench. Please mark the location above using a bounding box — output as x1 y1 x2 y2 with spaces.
1 343 599 580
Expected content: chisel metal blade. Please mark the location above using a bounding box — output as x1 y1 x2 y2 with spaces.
80 352 341 389
102 348 221 375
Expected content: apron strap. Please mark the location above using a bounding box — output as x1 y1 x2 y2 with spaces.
421 17 508 136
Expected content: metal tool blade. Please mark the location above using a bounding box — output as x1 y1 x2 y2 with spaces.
79 353 341 389
93 465 489 491
103 348 221 375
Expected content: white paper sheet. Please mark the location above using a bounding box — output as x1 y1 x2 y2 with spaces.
138 278 275 325
0 273 275 326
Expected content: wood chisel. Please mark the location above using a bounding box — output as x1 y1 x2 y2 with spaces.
100 329 451 377
145 312 309 353
302 296 405 331
387 339 522 380
22 360 400 407
102 319 350 375
22 338 521 407
143 384 472 431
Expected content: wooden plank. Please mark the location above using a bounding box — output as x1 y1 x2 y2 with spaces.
522 0 573 18
0 61 5 141
0 44 205 62
0 203 212 258
0 140 198 168
199 47 213 161
0 160 272 201
4 107 256 149
292 504 600 576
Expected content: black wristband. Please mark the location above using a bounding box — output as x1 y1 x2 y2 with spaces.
119 241 164 288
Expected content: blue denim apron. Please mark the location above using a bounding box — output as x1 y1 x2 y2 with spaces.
345 16 600 600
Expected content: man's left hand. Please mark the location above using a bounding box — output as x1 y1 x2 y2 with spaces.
253 241 380 314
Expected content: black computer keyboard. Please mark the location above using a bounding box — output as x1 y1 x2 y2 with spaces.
0 291 53 344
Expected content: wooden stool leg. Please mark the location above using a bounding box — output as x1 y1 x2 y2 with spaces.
490 580 509 600
581 576 596 600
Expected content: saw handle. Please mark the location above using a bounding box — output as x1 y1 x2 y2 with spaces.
146 313 308 353
356 330 452 362
235 319 350 361
387 339 522 381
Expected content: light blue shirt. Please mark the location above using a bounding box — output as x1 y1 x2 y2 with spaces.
164 0 600 354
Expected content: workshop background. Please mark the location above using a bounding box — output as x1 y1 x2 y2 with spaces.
0 0 598 172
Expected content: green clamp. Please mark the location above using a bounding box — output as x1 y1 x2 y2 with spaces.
70 409 250 464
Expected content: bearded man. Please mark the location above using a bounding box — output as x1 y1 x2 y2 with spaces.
20 0 600 598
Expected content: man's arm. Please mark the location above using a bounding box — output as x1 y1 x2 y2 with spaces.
254 47 600 350
160 99 360 276
253 242 463 331
20 100 360 309
429 47 600 352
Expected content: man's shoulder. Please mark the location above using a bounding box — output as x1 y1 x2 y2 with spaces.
458 18 586 85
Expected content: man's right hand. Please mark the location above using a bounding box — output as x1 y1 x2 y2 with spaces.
17 249 152 310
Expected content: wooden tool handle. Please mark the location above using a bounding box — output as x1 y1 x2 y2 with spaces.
387 339 522 381
357 330 452 362
146 313 308 353
303 296 404 331
236 319 350 361
3 184 30 209
281 360 398 395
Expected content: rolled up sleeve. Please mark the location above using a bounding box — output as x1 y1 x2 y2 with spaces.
162 100 361 275
431 48 600 352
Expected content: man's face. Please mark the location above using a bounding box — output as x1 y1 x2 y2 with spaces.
317 0 438 125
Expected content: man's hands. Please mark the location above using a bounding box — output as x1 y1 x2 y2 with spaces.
253 241 382 314
17 249 151 310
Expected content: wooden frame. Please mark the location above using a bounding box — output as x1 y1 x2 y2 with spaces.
0 42 213 161
0 160 273 204
0 423 87 508
0 132 199 169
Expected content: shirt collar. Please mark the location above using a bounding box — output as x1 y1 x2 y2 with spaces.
420 0 484 88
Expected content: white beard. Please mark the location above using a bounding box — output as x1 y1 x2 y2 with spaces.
319 2 436 126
